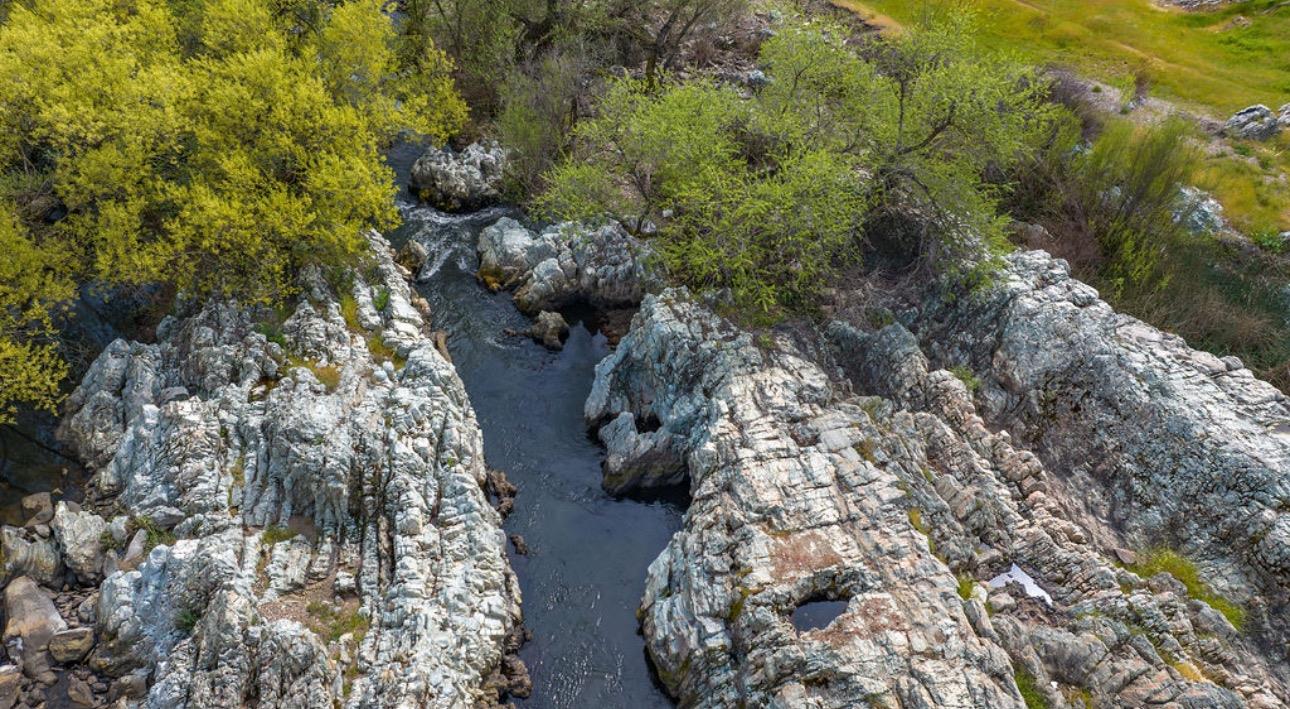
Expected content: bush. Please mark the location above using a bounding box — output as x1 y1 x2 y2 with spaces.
538 14 1051 314
1008 116 1290 392
496 48 594 195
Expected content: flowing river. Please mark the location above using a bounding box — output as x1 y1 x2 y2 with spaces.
387 146 682 707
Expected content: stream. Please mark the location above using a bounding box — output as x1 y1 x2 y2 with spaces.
388 146 683 707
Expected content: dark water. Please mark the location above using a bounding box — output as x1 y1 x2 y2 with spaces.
791 600 849 632
387 149 682 707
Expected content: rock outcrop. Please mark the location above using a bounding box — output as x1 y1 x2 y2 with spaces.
410 141 507 212
905 251 1290 643
477 217 657 314
584 257 1289 706
1224 105 1282 141
38 231 523 707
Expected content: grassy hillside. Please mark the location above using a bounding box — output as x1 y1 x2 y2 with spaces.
836 0 1290 234
835 0 1290 117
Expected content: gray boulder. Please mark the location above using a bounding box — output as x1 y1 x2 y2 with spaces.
1224 104 1280 140
1174 186 1225 235
528 311 569 350
48 627 95 663
410 141 506 212
477 218 658 314
51 502 107 584
3 576 66 679
1 526 63 587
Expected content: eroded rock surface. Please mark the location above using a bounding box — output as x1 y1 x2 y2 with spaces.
43 231 522 707
587 272 1289 706
477 217 657 314
410 141 507 212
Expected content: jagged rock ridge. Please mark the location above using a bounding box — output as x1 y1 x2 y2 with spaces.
3 231 525 707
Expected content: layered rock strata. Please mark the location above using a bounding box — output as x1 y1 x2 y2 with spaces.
1 232 523 707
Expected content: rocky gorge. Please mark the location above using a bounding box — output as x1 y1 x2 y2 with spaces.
1 224 526 707
2 143 1289 709
480 202 1290 706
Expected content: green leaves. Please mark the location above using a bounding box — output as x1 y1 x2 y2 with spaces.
539 13 1049 315
0 0 467 419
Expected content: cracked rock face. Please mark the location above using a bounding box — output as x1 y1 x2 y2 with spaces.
54 231 520 707
586 291 1021 707
906 252 1290 641
410 141 507 212
588 273 1288 706
477 217 658 314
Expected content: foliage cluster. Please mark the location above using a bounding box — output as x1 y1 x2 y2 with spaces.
0 0 465 420
538 13 1051 312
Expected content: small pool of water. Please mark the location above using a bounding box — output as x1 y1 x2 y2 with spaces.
389 184 683 707
791 600 850 632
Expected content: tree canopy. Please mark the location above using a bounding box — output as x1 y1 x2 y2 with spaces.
538 13 1051 313
0 0 465 421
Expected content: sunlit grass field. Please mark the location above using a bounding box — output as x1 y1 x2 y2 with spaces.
836 0 1290 232
836 0 1290 116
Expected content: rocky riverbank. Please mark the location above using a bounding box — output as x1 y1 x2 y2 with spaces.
0 231 526 707
479 212 1289 707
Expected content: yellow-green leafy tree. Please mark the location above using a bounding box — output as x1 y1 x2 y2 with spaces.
0 0 465 419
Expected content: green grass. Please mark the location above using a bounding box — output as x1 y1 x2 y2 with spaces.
956 574 976 600
840 0 1290 232
175 608 200 635
287 356 342 392
1013 667 1050 709
340 293 362 332
1194 134 1290 234
1126 548 1246 629
840 0 1290 117
306 601 369 643
261 524 298 546
130 515 176 552
949 365 981 393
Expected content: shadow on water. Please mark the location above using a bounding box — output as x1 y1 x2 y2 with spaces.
386 147 683 706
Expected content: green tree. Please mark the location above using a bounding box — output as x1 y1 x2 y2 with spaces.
538 13 1049 312
0 0 465 419
0 206 72 424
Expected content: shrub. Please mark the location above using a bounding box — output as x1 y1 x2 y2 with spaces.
175 608 201 635
130 516 177 552
538 14 1051 313
950 365 981 393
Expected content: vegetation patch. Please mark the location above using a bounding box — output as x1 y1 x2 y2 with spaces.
1014 666 1050 709
306 600 369 644
175 608 201 635
130 516 177 552
340 294 363 332
949 366 981 393
261 525 298 546
1126 548 1246 630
